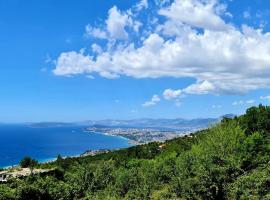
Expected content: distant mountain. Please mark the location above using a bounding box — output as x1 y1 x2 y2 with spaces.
30 114 234 131
85 117 219 131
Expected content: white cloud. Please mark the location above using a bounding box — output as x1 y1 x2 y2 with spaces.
142 95 161 107
91 44 103 54
232 100 244 106
246 99 255 104
163 89 183 107
243 10 251 19
183 80 216 95
158 0 231 31
136 0 148 11
106 6 132 40
232 99 255 106
53 0 270 95
260 95 270 101
85 6 133 40
86 75 95 79
85 26 107 39
163 88 182 100
53 51 94 76
99 71 119 79
133 21 142 33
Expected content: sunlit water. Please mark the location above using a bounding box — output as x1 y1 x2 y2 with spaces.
0 125 130 167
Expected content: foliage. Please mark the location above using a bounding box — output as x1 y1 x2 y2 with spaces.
0 185 15 200
19 157 38 169
238 104 270 135
2 105 270 199
228 164 270 199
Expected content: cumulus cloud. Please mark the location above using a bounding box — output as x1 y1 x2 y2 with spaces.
162 88 183 106
52 51 118 79
158 0 231 31
106 6 133 40
163 88 182 100
136 0 148 11
53 0 270 95
53 51 94 76
142 95 161 107
85 6 134 40
91 44 103 54
183 80 216 95
85 26 107 39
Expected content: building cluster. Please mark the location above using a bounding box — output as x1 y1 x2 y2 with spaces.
80 149 110 157
86 127 197 144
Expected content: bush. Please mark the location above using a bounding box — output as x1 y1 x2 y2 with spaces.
0 185 15 200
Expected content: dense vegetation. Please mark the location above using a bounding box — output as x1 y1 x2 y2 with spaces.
1 105 270 199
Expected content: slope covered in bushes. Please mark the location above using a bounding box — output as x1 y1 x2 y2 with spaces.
1 105 270 200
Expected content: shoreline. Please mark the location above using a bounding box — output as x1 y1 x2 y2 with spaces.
85 130 140 145
1 131 134 169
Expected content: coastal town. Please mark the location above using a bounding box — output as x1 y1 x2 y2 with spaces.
85 126 200 144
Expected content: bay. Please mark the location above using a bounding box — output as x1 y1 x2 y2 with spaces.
0 124 131 168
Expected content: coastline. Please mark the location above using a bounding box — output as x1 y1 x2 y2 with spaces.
38 129 136 164
1 131 133 169
85 130 140 145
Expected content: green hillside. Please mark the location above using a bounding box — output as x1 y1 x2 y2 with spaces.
1 105 270 200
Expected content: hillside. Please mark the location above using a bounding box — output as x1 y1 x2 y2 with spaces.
1 105 270 199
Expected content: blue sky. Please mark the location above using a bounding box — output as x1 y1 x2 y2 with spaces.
1 0 270 122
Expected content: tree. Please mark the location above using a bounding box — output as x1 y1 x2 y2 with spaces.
16 185 49 200
239 104 270 135
20 156 38 169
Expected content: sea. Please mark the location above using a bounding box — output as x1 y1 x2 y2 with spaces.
0 124 131 168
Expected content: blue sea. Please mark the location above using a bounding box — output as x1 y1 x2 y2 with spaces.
0 125 131 168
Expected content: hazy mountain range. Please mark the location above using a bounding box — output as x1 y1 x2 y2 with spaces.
31 114 235 131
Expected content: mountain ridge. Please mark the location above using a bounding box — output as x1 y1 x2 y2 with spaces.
30 115 235 130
